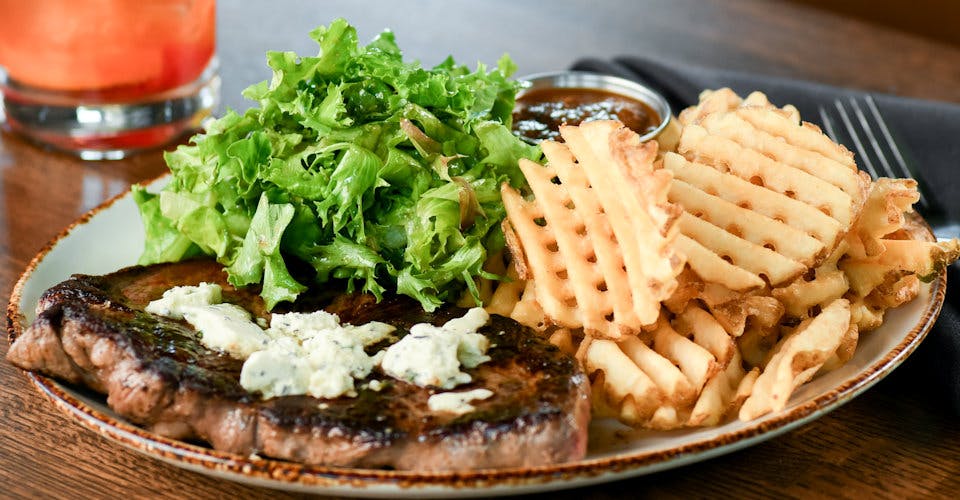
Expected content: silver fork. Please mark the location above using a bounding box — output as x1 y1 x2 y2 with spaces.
817 95 958 240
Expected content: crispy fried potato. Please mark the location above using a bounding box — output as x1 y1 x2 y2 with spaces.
737 322 779 369
846 178 919 258
773 245 849 319
837 178 958 331
819 323 860 373
667 89 871 291
664 152 843 247
652 317 718 394
689 349 748 426
739 298 851 420
486 265 549 331
581 306 746 428
674 304 736 365
619 335 697 406
489 87 960 431
678 88 743 125
501 120 683 338
585 339 664 422
844 238 960 282
700 288 784 338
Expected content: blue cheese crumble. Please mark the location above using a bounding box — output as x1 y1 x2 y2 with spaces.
427 388 494 415
144 282 221 319
241 311 394 399
380 308 491 389
145 283 269 358
147 286 493 403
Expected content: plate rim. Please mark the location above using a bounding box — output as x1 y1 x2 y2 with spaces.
4 178 948 495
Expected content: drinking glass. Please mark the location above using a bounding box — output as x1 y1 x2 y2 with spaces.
0 0 219 159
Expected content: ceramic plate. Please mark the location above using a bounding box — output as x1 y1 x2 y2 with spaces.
6 177 947 498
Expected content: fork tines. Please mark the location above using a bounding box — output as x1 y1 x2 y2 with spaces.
818 95 929 211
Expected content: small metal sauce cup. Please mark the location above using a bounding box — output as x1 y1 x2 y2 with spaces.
515 70 672 142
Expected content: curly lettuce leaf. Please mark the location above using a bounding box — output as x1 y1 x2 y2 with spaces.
135 18 539 310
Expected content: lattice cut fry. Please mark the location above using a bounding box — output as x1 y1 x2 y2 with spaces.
673 304 736 365
833 175 959 331
689 349 748 427
652 318 718 394
670 179 824 263
844 238 960 284
677 209 806 285
619 336 697 406
737 322 777 370
662 267 706 314
819 323 860 373
700 285 784 338
739 298 851 420
669 89 871 290
733 107 855 167
701 111 864 199
665 147 842 288
678 88 743 126
846 178 920 258
848 296 886 332
487 273 549 332
581 307 738 428
773 268 848 318
674 234 764 291
585 339 664 422
772 244 849 320
664 152 842 247
501 120 684 338
680 125 861 227
841 260 899 301
547 329 578 357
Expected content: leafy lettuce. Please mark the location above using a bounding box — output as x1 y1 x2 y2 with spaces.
135 18 539 310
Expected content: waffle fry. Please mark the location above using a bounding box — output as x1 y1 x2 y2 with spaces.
487 88 960 432
846 178 919 258
689 349 750 427
576 303 755 429
619 335 697 406
501 120 683 338
486 265 549 331
739 298 851 420
773 245 849 319
664 89 871 290
585 338 665 422
674 304 736 365
651 316 718 395
678 88 742 126
698 283 784 338
772 177 960 332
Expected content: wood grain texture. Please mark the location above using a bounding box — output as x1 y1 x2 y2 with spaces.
2 0 960 498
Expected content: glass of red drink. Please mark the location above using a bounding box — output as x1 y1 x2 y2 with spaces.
0 0 219 159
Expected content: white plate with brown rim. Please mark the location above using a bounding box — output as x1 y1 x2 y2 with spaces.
5 176 948 498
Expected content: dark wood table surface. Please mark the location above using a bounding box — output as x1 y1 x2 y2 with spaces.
2 1 959 498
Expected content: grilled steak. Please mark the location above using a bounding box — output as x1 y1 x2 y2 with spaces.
7 260 590 470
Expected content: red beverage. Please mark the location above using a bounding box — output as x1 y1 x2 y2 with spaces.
0 0 219 158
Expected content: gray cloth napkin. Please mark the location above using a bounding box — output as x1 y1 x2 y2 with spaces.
571 56 960 414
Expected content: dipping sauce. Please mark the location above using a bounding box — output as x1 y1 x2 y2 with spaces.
513 87 662 143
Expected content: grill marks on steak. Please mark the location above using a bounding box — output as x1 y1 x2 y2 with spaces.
7 260 590 470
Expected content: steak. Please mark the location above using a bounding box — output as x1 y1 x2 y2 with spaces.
7 260 590 470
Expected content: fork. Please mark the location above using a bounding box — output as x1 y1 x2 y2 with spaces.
817 95 959 240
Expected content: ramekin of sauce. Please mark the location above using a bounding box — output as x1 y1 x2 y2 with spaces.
512 71 672 144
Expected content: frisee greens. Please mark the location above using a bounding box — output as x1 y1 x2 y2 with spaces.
134 18 539 311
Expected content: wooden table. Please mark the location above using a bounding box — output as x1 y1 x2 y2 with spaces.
2 1 959 497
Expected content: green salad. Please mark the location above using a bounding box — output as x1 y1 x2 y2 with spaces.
134 18 539 311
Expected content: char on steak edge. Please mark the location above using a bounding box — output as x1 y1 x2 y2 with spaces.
6 259 590 470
